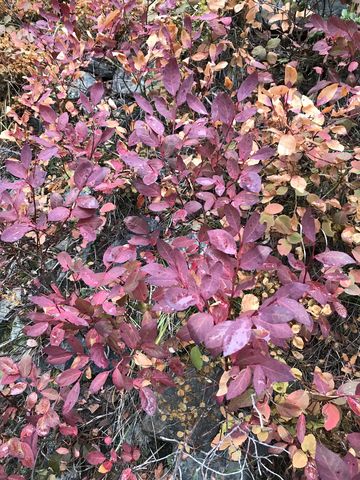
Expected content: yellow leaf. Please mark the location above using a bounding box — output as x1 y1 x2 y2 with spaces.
278 134 297 156
317 83 338 106
241 294 259 312
285 65 297 86
290 175 307 193
292 449 308 469
301 434 316 457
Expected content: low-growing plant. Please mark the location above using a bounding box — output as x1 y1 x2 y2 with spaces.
1 1 360 479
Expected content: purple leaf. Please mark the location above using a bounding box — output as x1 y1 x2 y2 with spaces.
277 298 313 329
77 195 99 209
133 93 153 114
6 161 27 179
315 443 350 480
239 170 261 193
48 207 70 222
223 317 252 356
140 387 157 416
227 367 252 400
240 245 271 270
39 105 57 124
145 115 165 136
74 160 93 189
1 224 32 243
315 251 355 267
237 72 259 102
208 229 237 255
186 93 208 115
253 365 266 395
261 357 294 383
176 74 194 105
224 204 241 233
211 93 235 125
251 146 275 161
302 208 316 243
204 321 233 354
89 82 104 105
163 287 197 310
21 143 32 168
188 313 214 343
242 212 265 244
163 58 181 96
236 107 257 123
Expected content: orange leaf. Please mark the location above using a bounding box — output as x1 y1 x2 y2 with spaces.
264 203 284 215
277 390 310 418
322 403 341 431
285 65 297 86
317 83 338 106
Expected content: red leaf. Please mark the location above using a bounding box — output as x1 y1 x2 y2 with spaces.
237 72 259 102
348 396 360 416
1 224 32 243
140 387 157 415
57 369 82 387
86 450 106 465
227 367 252 400
296 413 306 443
89 371 110 394
39 105 57 123
124 216 149 235
121 468 137 480
24 322 49 337
315 443 350 480
208 229 237 255
223 317 252 356
90 344 109 369
63 381 80 414
322 403 340 431
163 58 181 96
89 82 104 105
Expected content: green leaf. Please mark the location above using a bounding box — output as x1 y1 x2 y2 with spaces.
190 346 203 370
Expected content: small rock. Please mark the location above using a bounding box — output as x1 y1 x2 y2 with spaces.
68 72 96 100
112 68 140 95
84 59 116 80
